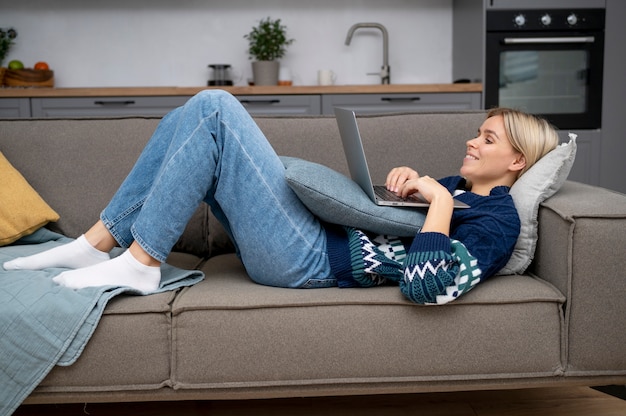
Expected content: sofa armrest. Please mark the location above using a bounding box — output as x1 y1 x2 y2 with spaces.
532 181 626 376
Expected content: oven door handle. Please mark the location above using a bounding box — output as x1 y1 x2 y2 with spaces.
504 36 595 45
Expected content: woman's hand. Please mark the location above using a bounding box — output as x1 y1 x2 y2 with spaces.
399 176 454 236
398 175 445 201
385 167 419 193
386 167 454 235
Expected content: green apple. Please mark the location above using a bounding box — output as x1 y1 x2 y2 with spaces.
7 60 24 70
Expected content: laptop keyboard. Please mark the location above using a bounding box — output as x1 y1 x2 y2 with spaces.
374 185 407 202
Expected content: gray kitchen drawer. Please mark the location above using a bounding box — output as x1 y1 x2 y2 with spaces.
30 96 191 117
237 95 321 115
321 92 481 115
0 98 31 118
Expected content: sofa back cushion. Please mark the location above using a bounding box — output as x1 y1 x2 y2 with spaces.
0 117 210 257
255 111 484 181
0 118 158 237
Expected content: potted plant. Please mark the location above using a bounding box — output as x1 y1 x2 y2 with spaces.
244 17 294 86
0 27 18 84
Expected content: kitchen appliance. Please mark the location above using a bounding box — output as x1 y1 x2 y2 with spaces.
208 64 233 86
484 7 605 129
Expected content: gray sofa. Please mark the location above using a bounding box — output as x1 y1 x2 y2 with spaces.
1 111 625 406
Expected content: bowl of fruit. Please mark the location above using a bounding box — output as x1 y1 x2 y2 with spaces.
4 60 54 87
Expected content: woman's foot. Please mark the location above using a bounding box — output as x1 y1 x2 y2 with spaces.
52 250 161 292
3 235 110 271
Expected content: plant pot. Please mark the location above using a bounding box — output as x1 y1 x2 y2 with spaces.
252 60 279 86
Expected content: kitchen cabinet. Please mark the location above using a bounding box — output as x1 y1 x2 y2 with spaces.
2 87 482 118
0 98 31 117
30 96 191 118
237 95 321 115
28 94 320 118
321 92 481 115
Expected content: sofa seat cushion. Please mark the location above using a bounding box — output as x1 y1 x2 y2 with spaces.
171 254 565 392
166 251 207 271
34 290 178 394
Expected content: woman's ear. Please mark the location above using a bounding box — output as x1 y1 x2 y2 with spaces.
510 153 527 172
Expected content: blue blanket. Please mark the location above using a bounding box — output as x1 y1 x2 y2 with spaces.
0 229 204 415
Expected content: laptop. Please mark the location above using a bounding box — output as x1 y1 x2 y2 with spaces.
334 107 469 209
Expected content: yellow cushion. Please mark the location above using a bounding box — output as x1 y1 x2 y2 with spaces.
0 151 60 246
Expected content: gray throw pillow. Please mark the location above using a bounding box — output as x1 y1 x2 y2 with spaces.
280 156 425 236
498 135 577 275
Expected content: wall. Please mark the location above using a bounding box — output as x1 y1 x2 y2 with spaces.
0 0 453 88
600 0 626 194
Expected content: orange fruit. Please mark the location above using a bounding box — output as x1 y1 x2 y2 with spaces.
34 61 49 70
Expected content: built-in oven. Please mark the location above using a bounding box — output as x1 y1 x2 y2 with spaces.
484 8 605 129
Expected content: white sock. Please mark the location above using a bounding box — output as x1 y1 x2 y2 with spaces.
3 235 110 271
52 250 161 292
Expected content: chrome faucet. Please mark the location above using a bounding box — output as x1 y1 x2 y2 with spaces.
345 22 390 84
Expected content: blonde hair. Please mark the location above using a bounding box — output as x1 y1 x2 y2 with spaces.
487 108 559 177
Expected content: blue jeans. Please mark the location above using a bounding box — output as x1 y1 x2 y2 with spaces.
101 90 334 288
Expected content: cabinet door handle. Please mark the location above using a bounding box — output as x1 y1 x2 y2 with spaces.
239 99 281 105
381 97 421 102
94 100 136 106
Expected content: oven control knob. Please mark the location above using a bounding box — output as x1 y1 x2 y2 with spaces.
514 14 526 27
567 13 579 26
541 14 552 26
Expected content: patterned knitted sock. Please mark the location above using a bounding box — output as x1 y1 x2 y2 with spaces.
340 228 404 288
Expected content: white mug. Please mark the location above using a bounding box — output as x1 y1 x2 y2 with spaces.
318 69 336 86
279 67 293 86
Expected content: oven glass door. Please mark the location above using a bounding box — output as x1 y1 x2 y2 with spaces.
485 32 603 129
500 49 587 113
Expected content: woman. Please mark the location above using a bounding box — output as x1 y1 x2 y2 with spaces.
3 90 559 304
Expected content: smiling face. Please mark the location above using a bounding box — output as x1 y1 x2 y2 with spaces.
460 114 526 195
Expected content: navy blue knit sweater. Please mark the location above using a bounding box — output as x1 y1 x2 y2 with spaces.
324 176 521 304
